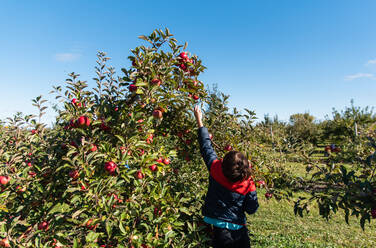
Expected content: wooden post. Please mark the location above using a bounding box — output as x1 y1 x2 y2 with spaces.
354 122 358 137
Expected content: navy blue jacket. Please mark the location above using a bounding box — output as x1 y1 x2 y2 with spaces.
198 127 259 225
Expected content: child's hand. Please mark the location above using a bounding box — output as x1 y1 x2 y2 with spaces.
194 105 203 128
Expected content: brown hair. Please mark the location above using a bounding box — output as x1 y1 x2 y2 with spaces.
222 151 251 182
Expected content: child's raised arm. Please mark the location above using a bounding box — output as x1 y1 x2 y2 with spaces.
194 106 218 170
194 105 203 128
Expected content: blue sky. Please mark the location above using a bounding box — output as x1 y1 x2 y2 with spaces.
1 0 375 124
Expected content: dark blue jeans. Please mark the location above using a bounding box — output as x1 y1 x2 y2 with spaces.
212 226 250 248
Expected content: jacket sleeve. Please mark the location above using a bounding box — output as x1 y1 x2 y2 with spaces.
198 127 218 171
244 191 259 215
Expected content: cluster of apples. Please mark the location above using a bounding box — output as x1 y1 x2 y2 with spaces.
68 116 91 129
176 52 193 72
135 157 171 179
104 161 117 174
177 52 201 101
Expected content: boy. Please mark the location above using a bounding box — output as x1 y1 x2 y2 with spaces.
194 105 259 248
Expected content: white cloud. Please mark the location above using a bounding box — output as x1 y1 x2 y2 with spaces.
345 73 375 81
366 59 376 66
54 53 81 62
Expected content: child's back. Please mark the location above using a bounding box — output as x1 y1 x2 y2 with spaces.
194 106 259 248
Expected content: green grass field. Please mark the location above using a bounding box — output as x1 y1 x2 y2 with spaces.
247 167 376 248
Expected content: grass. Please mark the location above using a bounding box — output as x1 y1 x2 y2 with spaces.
247 188 376 247
246 149 376 247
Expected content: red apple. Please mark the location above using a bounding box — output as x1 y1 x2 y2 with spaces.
151 78 161 86
188 80 198 89
265 192 273 199
0 176 10 185
69 170 79 179
72 98 77 104
146 134 154 144
0 238 10 248
156 158 163 163
105 161 117 174
257 180 266 187
154 207 160 216
90 144 97 152
80 182 88 191
100 122 110 131
179 52 188 60
70 141 78 148
31 129 37 134
162 158 170 165
209 133 213 140
86 219 97 230
129 84 137 92
28 171 36 177
70 119 77 128
192 95 199 101
179 63 187 71
224 145 232 151
136 170 144 179
185 139 192 145
152 109 163 119
38 221 49 231
149 164 158 171
84 116 91 126
16 185 26 193
77 116 86 126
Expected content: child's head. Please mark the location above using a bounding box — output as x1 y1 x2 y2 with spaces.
222 151 251 182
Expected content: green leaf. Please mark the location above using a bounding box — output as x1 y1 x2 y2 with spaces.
115 135 125 144
73 238 79 248
106 220 112 237
179 207 190 215
48 203 71 215
119 221 126 235
86 231 100 243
